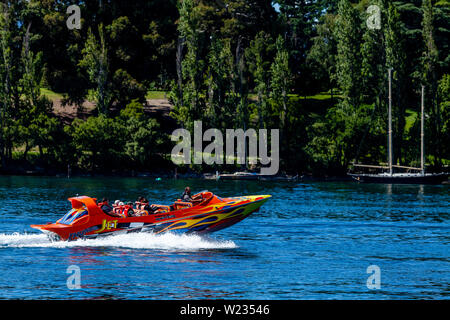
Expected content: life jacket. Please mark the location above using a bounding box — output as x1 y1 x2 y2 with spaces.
120 205 127 217
123 205 134 217
135 201 142 209
113 206 122 215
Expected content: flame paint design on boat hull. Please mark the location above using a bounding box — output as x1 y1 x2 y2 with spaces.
30 192 271 241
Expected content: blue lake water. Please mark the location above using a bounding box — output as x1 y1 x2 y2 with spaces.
0 176 448 299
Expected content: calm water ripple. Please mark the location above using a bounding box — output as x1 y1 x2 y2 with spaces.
0 176 448 299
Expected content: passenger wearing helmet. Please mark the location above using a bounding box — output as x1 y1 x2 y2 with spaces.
112 200 123 216
118 202 125 217
98 198 122 218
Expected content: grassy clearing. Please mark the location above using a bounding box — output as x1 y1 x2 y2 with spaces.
146 91 167 99
249 91 341 101
40 88 64 100
291 90 343 100
146 90 339 101
304 92 341 100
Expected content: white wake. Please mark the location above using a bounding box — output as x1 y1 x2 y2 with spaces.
0 232 237 251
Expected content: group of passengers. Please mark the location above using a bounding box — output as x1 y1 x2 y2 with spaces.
97 197 157 218
97 187 199 218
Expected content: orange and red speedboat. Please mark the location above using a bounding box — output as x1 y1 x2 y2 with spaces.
30 191 271 241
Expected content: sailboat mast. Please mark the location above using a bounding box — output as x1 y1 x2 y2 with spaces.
388 68 393 175
421 85 425 175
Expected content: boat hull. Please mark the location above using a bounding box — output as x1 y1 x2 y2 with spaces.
217 173 300 181
31 194 271 241
348 173 449 184
218 173 259 180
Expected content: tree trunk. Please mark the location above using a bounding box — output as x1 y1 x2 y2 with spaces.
176 37 184 107
23 142 30 161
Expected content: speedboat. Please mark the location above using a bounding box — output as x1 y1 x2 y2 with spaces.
30 191 271 241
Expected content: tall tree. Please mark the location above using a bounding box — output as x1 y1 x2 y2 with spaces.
270 35 292 131
307 12 338 96
171 0 207 131
0 2 20 166
360 0 385 105
246 31 273 129
384 2 408 164
334 0 362 109
19 22 53 160
206 37 235 129
438 73 449 160
275 0 325 95
79 24 112 115
421 0 441 165
0 4 11 167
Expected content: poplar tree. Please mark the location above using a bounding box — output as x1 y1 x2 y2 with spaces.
421 0 441 165
334 0 362 110
384 2 408 164
79 24 111 115
307 13 338 96
206 37 234 129
0 4 13 167
174 0 206 132
270 35 292 131
360 0 385 105
438 74 449 159
246 31 272 129
19 22 50 160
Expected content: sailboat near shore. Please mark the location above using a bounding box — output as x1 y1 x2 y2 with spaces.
348 69 449 184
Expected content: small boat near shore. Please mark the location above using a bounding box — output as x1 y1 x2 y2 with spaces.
214 171 300 181
30 191 271 241
217 171 259 180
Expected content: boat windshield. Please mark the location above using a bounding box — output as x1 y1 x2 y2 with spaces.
59 208 88 225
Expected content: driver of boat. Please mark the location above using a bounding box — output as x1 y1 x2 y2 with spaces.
181 187 193 202
181 187 202 203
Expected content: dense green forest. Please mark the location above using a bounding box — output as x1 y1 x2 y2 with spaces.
0 0 449 176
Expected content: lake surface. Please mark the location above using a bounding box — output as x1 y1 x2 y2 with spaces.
0 176 448 299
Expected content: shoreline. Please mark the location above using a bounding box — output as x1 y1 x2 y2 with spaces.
1 164 447 183
0 168 356 182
